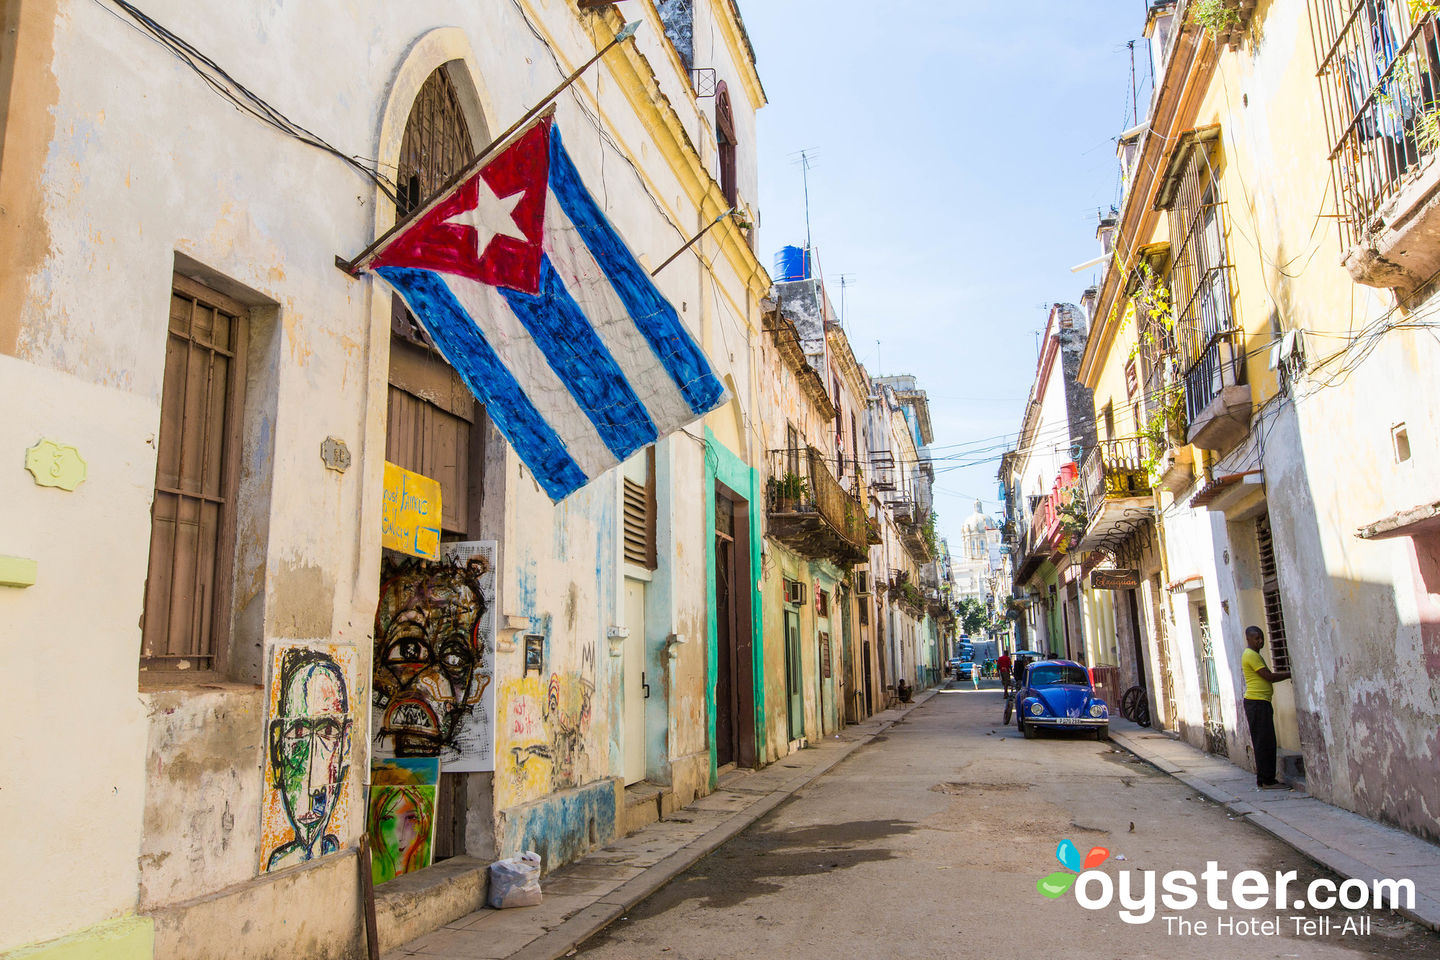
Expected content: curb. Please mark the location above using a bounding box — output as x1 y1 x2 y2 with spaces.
1107 727 1440 933
502 688 939 960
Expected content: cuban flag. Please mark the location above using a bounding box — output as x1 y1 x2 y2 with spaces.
360 116 727 501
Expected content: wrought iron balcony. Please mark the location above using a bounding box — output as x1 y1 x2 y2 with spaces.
1184 330 1251 452
1012 462 1081 582
766 446 869 564
1312 4 1440 291
1077 439 1155 553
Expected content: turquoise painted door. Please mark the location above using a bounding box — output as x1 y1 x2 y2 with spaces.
784 608 804 741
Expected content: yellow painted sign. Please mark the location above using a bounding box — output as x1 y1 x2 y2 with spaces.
382 462 442 560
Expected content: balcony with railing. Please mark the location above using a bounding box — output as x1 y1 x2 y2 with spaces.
1183 329 1250 451
1077 439 1155 553
1312 3 1440 290
897 510 932 565
1012 462 1081 582
766 446 870 564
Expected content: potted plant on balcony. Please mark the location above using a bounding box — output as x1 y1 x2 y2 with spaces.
772 471 809 511
1142 387 1193 495
1055 487 1089 555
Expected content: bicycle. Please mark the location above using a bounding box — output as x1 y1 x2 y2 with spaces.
1003 685 1016 725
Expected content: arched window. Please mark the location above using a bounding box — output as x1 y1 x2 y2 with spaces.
397 67 474 218
387 65 481 537
715 81 737 206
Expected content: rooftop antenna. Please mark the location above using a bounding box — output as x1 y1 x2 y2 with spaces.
790 148 817 258
1128 40 1139 126
838 274 856 327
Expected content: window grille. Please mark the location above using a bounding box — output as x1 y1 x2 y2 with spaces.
385 66 482 537
140 275 248 672
1256 514 1292 673
1308 1 1440 246
393 67 474 348
1162 133 1243 429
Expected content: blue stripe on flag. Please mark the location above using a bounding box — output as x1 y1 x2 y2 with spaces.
500 256 658 461
375 266 590 501
547 127 726 417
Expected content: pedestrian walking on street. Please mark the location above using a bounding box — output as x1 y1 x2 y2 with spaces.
1241 625 1291 790
971 662 981 690
998 651 1012 695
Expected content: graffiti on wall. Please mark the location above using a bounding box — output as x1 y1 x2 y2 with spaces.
373 544 495 771
500 676 552 806
260 645 355 872
497 667 596 808
368 757 439 885
546 672 594 788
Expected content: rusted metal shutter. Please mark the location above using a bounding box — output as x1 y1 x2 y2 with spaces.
140 275 248 672
385 65 480 535
1256 514 1291 673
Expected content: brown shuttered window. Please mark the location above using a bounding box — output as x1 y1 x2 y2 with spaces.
140 275 248 672
1256 514 1291 674
623 446 657 569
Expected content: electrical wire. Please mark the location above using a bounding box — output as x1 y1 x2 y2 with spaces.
96 0 399 203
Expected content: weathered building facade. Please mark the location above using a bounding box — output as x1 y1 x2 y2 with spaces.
1032 0 1440 845
0 0 769 957
1005 303 1097 660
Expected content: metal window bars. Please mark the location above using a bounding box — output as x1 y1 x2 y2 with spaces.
1309 0 1440 246
1168 143 1243 426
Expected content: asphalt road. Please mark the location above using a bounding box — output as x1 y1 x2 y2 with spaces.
579 681 1440 960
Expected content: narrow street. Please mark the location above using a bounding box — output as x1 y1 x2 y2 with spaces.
579 683 1439 960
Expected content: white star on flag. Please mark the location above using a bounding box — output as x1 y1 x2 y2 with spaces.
444 177 529 259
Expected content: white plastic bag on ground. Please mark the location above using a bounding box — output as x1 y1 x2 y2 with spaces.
488 851 543 908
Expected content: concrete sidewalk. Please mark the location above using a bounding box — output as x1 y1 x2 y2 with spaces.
381 689 940 960
1108 718 1440 931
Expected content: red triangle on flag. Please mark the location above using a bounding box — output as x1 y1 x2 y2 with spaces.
371 118 550 294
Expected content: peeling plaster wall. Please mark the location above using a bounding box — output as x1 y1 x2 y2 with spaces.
138 688 265 911
1266 355 1440 840
3 0 769 952
1134 0 1440 839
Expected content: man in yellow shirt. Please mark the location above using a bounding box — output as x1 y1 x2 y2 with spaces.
1242 625 1292 790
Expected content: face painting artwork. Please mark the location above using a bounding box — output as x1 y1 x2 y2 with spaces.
367 758 439 884
261 647 354 872
373 557 492 763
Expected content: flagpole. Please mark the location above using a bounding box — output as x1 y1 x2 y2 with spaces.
650 207 737 277
337 19 643 276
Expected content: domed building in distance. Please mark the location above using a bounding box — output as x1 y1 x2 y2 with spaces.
952 500 1002 604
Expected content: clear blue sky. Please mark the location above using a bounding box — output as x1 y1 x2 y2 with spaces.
742 1 1150 546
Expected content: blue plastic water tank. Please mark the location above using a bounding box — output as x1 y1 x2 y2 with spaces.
773 245 810 281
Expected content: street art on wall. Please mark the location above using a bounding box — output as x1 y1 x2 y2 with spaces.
260 645 356 872
373 543 495 771
367 758 439 885
496 667 596 809
546 671 594 788
499 676 552 808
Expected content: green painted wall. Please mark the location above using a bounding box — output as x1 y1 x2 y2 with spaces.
4 917 153 960
703 428 764 788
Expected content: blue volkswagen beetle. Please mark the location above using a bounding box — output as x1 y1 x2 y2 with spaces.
1015 659 1109 740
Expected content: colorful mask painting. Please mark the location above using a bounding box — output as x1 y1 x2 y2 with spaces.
373 548 495 769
